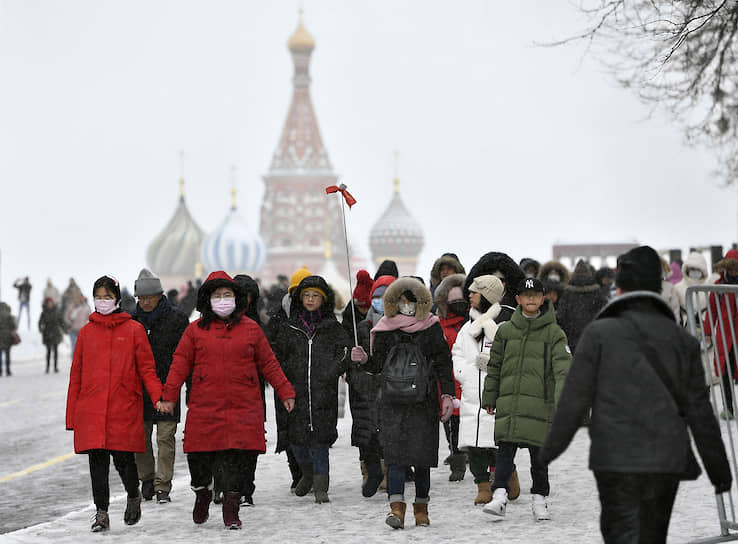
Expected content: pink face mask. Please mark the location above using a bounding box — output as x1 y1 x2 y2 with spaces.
94 299 117 315
211 298 236 317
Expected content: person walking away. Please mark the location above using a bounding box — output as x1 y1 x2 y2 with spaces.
434 272 469 481
482 277 571 521
540 246 732 543
0 302 17 376
272 275 351 504
130 268 189 504
65 275 163 532
38 297 65 373
451 275 504 505
556 260 608 355
65 294 90 355
358 277 455 529
13 277 32 330
158 271 295 529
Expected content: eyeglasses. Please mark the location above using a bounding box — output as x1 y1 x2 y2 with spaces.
210 294 235 301
302 292 322 300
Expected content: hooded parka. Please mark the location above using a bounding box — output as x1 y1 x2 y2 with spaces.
160 271 295 453
65 310 162 453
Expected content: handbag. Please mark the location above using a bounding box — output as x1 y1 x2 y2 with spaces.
10 332 21 345
625 316 701 480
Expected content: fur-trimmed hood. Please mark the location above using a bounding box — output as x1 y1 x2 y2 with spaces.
681 251 708 280
566 260 599 293
519 258 541 278
382 277 432 319
713 249 738 276
539 260 570 285
430 253 465 288
290 275 337 316
463 252 525 303
434 273 466 318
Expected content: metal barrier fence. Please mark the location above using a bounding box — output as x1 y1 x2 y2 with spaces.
687 284 738 543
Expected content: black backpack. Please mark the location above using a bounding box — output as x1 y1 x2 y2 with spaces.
381 333 430 405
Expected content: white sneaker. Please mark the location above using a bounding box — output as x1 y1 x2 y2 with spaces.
532 494 550 521
483 488 508 517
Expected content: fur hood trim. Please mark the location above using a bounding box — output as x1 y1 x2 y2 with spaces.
713 249 738 274
539 260 570 285
430 254 465 287
681 251 708 277
382 277 432 319
434 273 466 318
468 303 501 339
463 252 525 300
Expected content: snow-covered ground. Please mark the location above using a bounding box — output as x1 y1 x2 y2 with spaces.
0 330 734 543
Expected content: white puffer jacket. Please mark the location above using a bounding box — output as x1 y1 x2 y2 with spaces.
674 251 710 327
452 304 500 449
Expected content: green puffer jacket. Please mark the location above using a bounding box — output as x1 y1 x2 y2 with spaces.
482 300 571 447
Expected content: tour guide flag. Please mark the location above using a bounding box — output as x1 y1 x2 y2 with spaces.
326 183 359 346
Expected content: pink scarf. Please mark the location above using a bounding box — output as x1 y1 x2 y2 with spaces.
370 313 440 354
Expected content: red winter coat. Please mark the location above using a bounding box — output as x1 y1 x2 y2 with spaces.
705 274 738 378
161 316 295 453
440 314 466 415
66 311 162 453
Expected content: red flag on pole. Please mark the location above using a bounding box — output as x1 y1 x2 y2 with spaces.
325 184 357 208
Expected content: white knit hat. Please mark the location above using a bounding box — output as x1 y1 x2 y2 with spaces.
469 274 504 304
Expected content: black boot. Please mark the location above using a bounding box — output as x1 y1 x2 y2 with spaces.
362 463 383 497
294 465 314 497
448 453 467 481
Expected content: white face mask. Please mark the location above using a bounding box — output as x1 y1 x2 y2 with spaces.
211 298 236 317
398 301 416 316
688 270 703 280
94 299 117 315
547 273 560 282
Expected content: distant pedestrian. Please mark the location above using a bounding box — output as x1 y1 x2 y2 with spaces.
13 277 31 330
0 302 17 376
541 246 732 543
38 297 64 373
64 294 90 354
556 260 608 354
43 279 61 306
65 275 162 533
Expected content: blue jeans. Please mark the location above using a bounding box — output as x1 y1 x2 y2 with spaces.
18 301 29 330
387 465 430 503
492 441 549 496
291 444 330 475
69 331 79 355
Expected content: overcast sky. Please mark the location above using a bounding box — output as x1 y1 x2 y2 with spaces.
1 1 735 309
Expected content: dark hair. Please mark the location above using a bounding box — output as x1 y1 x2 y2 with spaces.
400 289 417 303
233 274 261 325
93 275 121 303
477 296 492 314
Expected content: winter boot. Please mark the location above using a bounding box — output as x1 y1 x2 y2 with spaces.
413 502 430 526
448 453 467 481
474 481 493 505
483 488 508 517
379 459 387 491
362 463 383 498
385 501 406 529
313 474 330 504
294 464 314 497
508 468 521 500
360 460 368 487
123 493 142 525
91 509 109 532
192 487 212 524
222 491 242 529
141 479 155 501
532 494 551 521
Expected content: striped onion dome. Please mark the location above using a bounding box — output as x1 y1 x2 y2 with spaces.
146 186 205 278
369 179 424 258
201 192 266 275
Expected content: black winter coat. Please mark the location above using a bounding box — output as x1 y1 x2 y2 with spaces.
272 276 351 448
368 322 454 467
132 298 190 422
541 292 732 491
556 280 608 354
38 307 65 346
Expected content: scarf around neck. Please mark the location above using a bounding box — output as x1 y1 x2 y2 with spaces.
369 313 439 354
298 308 323 336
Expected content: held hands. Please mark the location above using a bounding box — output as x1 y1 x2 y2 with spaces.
283 398 295 413
351 346 368 364
440 396 454 423
157 400 175 415
484 405 495 416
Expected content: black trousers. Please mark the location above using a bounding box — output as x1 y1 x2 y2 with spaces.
45 344 58 371
443 415 461 455
188 449 258 494
88 450 140 511
595 471 680 544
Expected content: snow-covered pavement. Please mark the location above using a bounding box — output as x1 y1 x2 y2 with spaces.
0 334 732 543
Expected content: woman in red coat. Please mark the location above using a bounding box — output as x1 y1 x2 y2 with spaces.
159 271 295 530
65 275 163 533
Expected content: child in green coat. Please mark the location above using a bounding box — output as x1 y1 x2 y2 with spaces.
481 277 571 521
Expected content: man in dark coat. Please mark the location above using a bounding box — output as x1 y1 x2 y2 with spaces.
540 246 732 543
556 260 609 354
131 268 190 504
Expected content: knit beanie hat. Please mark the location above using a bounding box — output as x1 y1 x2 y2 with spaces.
615 246 662 293
352 270 373 308
289 266 312 294
371 275 396 299
134 268 163 297
469 274 504 304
